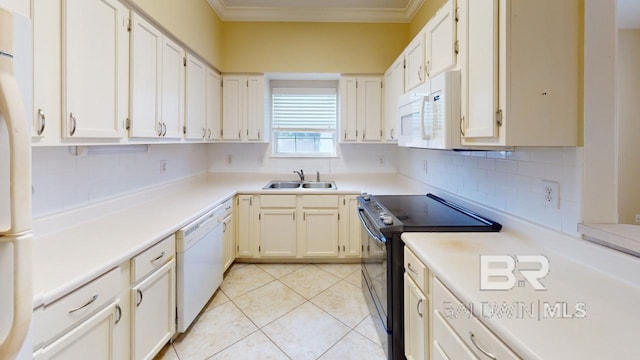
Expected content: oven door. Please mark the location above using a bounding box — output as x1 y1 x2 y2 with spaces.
358 208 389 350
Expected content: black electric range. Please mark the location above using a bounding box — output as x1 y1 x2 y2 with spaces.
358 193 501 360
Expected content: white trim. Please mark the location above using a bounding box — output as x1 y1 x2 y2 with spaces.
207 0 425 23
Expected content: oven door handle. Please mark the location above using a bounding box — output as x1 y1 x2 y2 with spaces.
358 208 386 244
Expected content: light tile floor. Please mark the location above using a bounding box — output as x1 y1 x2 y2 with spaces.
155 263 386 360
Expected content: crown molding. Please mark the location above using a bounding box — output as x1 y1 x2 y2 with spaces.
207 0 425 23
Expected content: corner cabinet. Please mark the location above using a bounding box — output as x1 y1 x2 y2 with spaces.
339 75 383 143
184 54 207 140
62 0 129 139
222 200 236 271
459 0 580 147
221 75 266 142
384 55 405 142
205 69 222 141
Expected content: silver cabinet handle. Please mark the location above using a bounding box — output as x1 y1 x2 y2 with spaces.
114 304 122 324
362 129 366 140
223 222 227 232
344 130 346 139
257 129 260 139
460 116 466 137
150 251 165 264
68 294 98 314
202 127 206 139
136 289 143 307
69 112 77 136
157 122 163 136
407 263 418 275
426 60 430 78
207 128 212 139
162 123 167 137
238 129 241 139
37 108 46 136
469 331 497 360
417 298 423 318
418 66 423 81
390 128 394 140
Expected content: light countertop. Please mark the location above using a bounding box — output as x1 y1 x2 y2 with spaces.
32 172 428 307
402 231 640 360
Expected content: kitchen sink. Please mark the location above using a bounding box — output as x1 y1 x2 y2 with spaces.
263 181 302 189
301 181 336 189
262 180 337 190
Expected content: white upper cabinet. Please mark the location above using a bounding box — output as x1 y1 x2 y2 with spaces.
63 0 129 139
184 54 207 140
384 55 405 142
459 0 580 147
221 74 265 142
425 0 457 79
160 37 186 139
404 32 426 92
32 0 61 144
129 12 161 138
205 68 221 141
339 75 383 143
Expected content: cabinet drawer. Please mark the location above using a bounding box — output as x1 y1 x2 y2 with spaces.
34 267 121 348
260 195 297 208
433 311 478 360
132 235 175 282
220 198 233 217
301 195 339 208
404 247 429 294
433 278 520 360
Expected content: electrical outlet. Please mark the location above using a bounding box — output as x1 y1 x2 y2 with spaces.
635 214 640 224
160 160 167 173
542 180 559 208
378 155 384 166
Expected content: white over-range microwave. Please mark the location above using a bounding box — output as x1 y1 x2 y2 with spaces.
398 70 461 150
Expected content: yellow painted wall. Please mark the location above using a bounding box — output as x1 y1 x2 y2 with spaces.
409 0 447 38
130 0 223 69
221 22 409 73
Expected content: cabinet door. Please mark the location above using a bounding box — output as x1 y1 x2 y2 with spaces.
384 56 404 142
339 196 361 257
236 195 254 257
129 12 161 138
184 54 206 140
32 0 61 142
339 76 358 142
160 36 185 139
259 210 297 257
131 259 176 360
425 0 457 79
405 33 426 91
357 76 383 142
206 69 222 141
63 0 128 139
246 75 265 141
301 210 339 257
222 214 235 271
34 300 122 360
460 0 499 139
222 75 244 141
404 273 428 360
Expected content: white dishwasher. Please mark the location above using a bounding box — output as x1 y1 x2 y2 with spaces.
175 201 228 332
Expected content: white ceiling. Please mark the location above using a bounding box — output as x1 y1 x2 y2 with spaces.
207 0 425 22
618 0 640 29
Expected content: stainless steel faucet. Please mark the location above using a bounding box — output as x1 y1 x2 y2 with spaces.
294 169 304 181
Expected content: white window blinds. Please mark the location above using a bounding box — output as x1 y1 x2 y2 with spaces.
272 88 337 130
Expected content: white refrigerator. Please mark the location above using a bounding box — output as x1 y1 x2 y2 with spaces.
0 6 33 360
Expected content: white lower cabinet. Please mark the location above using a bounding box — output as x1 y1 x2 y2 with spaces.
339 195 361 258
260 209 297 257
34 300 123 360
236 195 256 258
222 212 236 271
404 273 428 360
300 209 339 257
131 259 176 360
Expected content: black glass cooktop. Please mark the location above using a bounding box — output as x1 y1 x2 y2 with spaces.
360 193 501 233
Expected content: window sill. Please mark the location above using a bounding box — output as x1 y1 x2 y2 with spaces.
269 154 338 159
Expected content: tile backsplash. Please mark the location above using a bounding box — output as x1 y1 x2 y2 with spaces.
397 147 583 236
207 143 398 175
32 144 208 218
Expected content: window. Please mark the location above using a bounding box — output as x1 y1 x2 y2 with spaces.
272 87 337 157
